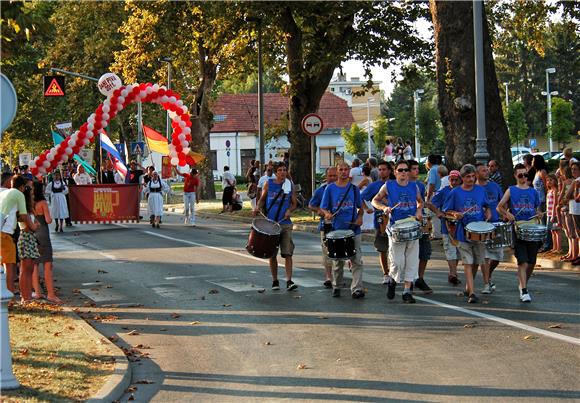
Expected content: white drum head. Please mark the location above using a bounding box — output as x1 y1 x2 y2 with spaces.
465 221 494 233
326 229 355 239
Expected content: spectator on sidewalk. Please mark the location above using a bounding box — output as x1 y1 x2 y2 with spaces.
221 166 236 214
73 165 92 185
488 160 504 189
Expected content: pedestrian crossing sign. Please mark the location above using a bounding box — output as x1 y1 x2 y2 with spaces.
131 141 145 156
43 76 65 97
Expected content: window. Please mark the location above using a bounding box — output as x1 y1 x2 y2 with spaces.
240 149 256 172
210 150 217 170
320 147 336 168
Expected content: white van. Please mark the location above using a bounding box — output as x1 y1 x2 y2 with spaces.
511 146 532 158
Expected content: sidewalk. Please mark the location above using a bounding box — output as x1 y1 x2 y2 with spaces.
163 202 578 272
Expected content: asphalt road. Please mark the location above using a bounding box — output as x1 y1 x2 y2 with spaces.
51 211 580 402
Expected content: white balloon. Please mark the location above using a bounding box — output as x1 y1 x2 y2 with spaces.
60 154 68 162
183 147 190 154
43 161 50 168
88 115 96 124
152 84 160 91
102 113 110 121
176 100 184 107
181 105 188 114
161 95 169 104
169 96 177 104
102 104 110 113
171 157 179 165
117 96 125 105
121 89 129 97
46 153 55 162
178 120 186 128
83 139 90 146
101 120 108 128
88 123 94 131
39 167 46 174
182 127 191 135
116 103 123 111
65 147 73 155
181 141 188 148
97 72 123 96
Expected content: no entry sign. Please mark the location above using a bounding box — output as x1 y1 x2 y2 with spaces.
301 113 323 136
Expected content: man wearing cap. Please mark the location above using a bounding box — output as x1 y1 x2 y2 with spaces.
443 164 491 303
427 170 462 285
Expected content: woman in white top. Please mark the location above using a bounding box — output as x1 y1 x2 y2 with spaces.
403 141 414 161
349 159 364 187
144 171 169 228
45 170 69 232
73 165 92 185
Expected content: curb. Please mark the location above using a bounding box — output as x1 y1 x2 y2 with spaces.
164 205 579 272
62 307 131 403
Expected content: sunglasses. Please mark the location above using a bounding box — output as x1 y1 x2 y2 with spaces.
397 168 409 173
517 173 527 179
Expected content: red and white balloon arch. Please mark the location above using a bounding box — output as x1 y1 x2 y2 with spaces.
30 82 194 177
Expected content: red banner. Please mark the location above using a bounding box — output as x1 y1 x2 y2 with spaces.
69 184 140 223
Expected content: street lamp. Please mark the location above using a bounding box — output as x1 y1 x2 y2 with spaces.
367 97 375 158
413 89 424 161
246 16 265 166
544 67 556 154
503 82 509 108
160 57 172 142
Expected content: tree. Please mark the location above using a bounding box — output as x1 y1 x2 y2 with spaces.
551 97 574 144
342 124 366 157
429 1 513 184
506 101 528 148
372 116 389 156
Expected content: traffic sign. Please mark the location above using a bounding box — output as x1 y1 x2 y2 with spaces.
0 74 17 137
529 138 537 149
131 141 145 156
43 76 65 97
301 113 323 136
225 140 231 148
226 150 231 157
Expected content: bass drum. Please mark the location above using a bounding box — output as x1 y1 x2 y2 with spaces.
325 230 356 261
246 218 282 259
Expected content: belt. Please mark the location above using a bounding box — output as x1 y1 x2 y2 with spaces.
149 188 162 193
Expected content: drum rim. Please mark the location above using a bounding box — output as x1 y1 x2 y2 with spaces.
465 221 495 232
251 218 282 235
326 229 355 239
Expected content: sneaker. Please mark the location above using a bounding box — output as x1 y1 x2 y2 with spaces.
490 280 496 291
414 278 433 294
272 280 280 290
382 275 390 285
323 280 332 289
387 281 396 300
332 288 341 298
448 275 461 285
467 294 479 303
520 292 532 303
351 290 365 299
402 292 416 303
481 284 493 294
286 280 298 291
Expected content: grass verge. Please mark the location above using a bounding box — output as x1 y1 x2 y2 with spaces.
3 302 114 402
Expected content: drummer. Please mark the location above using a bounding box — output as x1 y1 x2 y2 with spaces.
254 162 298 292
476 162 504 294
427 170 462 286
496 163 541 303
371 160 423 303
361 161 394 285
409 160 433 294
308 166 338 288
442 164 491 304
320 161 365 299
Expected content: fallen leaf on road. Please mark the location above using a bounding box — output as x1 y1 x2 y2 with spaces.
53 331 62 337
297 364 308 370
72 289 81 294
19 348 29 356
98 269 108 274
128 394 135 401
293 295 302 299
125 386 137 393
464 321 478 329
264 341 272 346
548 324 563 329
109 335 119 342
524 335 539 340
127 330 140 336
257 289 266 293
133 344 151 349
189 321 201 325
456 292 465 297
200 296 206 300
159 328 167 331
135 379 155 384
318 316 329 320
482 300 490 305
72 308 80 313
208 289 219 294
105 285 113 289
222 304 232 307
170 313 181 318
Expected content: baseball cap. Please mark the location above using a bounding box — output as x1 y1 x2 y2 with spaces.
449 170 461 178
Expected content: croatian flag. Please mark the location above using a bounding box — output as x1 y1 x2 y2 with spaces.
100 131 128 181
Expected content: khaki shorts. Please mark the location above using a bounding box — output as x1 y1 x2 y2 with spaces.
457 241 486 265
485 245 504 262
442 234 459 261
279 224 295 258
1 232 16 264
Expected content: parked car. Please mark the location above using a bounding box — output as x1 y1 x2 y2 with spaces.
510 146 532 158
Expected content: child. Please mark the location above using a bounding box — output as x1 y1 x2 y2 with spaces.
17 185 40 303
546 174 561 255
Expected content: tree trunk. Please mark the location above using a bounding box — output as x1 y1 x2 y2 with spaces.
430 1 514 186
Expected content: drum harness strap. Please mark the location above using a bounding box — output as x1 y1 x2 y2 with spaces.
331 183 355 231
266 187 286 223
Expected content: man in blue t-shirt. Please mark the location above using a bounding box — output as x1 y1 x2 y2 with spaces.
427 170 462 286
497 163 541 303
254 162 298 292
372 160 423 303
476 163 504 294
308 166 338 288
320 161 365 299
443 164 491 304
360 161 394 284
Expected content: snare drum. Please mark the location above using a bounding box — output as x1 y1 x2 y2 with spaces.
465 221 495 243
325 230 356 260
246 218 281 259
516 224 547 242
390 221 422 242
487 221 513 248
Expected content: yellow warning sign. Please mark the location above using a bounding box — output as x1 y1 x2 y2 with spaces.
43 76 65 97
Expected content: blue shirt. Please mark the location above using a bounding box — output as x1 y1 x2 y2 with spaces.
321 182 362 235
360 180 386 229
385 181 419 226
266 179 292 225
509 186 539 221
431 186 453 235
309 183 328 231
481 181 503 223
443 185 489 243
427 166 441 193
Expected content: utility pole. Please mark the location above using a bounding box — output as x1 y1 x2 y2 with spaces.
473 0 489 164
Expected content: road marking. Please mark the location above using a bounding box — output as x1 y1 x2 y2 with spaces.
415 296 580 346
207 279 261 292
80 288 125 302
150 285 184 299
164 274 212 280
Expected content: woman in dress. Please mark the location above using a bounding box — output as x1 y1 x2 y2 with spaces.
32 181 62 304
45 170 69 232
17 185 40 303
144 171 169 228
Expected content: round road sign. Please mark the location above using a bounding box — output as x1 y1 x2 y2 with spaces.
301 113 323 136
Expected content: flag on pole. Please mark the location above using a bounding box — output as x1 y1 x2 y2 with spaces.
143 125 169 155
51 131 97 175
100 131 128 180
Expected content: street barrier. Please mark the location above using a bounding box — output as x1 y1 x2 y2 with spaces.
69 184 140 224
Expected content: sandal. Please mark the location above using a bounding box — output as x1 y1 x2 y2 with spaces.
46 296 63 305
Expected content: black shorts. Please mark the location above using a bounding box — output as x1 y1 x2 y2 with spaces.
514 238 540 266
222 186 235 205
419 234 432 261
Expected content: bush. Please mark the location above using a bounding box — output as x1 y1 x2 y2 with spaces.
235 175 247 184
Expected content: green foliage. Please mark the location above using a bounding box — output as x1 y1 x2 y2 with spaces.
507 101 529 146
342 123 366 156
551 97 574 143
372 116 388 154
